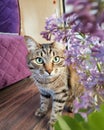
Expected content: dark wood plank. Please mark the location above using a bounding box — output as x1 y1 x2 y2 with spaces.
0 78 41 130
0 78 31 104
0 77 71 130
33 110 51 130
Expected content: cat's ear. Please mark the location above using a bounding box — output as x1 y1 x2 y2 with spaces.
24 35 40 52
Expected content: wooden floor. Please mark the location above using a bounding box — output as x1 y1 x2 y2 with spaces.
0 77 70 130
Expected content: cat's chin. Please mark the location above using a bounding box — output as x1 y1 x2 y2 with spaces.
35 75 60 84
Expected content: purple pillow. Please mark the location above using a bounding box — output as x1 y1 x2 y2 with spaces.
0 0 20 33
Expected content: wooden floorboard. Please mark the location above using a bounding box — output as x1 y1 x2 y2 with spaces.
0 77 71 130
0 78 51 130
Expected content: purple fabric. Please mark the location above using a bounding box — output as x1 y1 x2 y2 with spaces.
0 0 20 33
0 34 31 89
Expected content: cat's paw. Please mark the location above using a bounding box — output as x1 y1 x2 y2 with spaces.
47 125 54 130
47 120 56 130
47 122 55 130
35 108 47 117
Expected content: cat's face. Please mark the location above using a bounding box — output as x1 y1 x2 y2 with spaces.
25 36 66 83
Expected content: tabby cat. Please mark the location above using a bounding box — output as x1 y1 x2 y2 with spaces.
25 36 84 130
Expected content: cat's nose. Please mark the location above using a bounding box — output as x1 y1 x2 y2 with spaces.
46 68 52 75
44 64 53 75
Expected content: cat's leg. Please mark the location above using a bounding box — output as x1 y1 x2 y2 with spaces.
35 92 51 117
49 89 69 126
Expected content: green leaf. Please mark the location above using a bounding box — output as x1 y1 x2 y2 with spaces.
54 115 83 130
97 62 101 72
74 113 85 122
79 108 88 113
100 104 104 112
80 122 90 130
79 32 85 38
54 116 71 130
88 104 104 130
54 104 104 130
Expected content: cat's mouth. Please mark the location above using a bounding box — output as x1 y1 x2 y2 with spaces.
35 75 60 84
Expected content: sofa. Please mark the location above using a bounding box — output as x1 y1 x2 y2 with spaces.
0 0 31 89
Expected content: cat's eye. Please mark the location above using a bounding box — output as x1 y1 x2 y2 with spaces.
35 57 44 64
53 56 60 63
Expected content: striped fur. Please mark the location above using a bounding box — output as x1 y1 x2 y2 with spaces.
25 36 84 129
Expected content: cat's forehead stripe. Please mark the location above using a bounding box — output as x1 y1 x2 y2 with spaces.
40 52 43 57
42 46 47 54
41 44 53 55
34 43 63 57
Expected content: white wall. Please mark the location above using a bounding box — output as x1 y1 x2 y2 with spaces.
19 0 60 43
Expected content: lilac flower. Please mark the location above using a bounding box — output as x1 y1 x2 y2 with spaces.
41 0 104 116
65 0 104 39
41 14 67 41
73 89 102 119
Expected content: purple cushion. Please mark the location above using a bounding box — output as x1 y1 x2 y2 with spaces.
0 34 31 89
0 0 20 33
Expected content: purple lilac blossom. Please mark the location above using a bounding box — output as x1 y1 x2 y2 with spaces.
65 0 104 39
41 13 104 88
41 0 104 116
